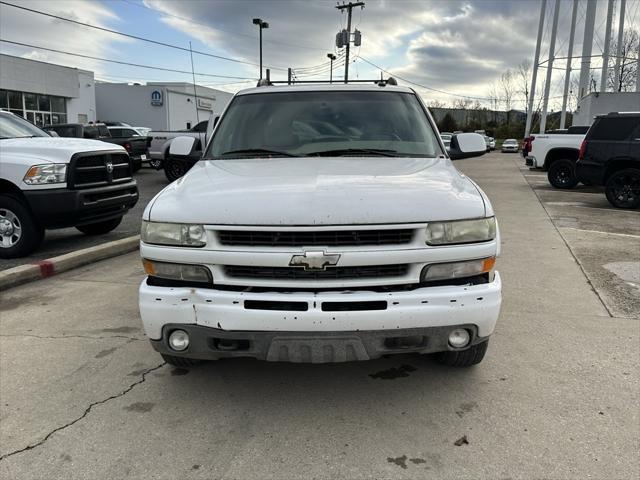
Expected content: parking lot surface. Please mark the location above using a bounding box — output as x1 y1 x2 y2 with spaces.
1 153 638 479
0 168 168 271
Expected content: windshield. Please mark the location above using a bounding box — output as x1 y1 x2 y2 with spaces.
0 113 49 139
504 139 517 144
206 91 442 159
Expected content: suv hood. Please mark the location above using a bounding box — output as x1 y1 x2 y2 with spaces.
0 137 125 164
148 157 486 225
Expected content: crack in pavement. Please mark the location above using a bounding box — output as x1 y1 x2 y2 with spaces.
0 334 143 341
0 362 165 462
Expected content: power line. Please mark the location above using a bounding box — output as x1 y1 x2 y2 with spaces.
119 0 328 52
0 0 287 71
356 55 495 101
0 39 257 80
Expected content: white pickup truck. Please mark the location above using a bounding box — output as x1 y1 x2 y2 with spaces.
523 125 590 188
0 111 138 258
148 115 216 181
138 82 502 368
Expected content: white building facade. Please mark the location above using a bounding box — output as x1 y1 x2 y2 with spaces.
0 54 96 125
573 92 640 126
95 82 233 130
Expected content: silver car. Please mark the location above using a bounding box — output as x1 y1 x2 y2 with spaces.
501 138 519 153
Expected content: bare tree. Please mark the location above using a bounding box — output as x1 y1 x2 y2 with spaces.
500 69 516 112
516 60 532 113
427 99 447 109
608 29 639 92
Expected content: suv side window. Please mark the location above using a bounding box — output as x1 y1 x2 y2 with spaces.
589 118 638 141
193 121 208 133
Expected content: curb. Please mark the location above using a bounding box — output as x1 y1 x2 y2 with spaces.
0 235 140 292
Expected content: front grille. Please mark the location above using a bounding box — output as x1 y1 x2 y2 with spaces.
69 153 132 189
218 229 414 247
224 264 408 281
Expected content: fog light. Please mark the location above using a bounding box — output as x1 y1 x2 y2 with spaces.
448 329 470 348
168 329 189 351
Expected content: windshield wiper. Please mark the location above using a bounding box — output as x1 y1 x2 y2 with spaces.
305 148 399 157
218 148 296 158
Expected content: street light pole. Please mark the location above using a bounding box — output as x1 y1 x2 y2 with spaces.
327 53 337 83
252 18 269 80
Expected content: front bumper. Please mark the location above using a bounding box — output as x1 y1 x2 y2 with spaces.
24 181 139 228
139 272 501 361
150 323 488 363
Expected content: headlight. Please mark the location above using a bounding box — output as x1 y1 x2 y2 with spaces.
141 221 207 247
421 257 495 282
23 164 67 185
142 259 212 283
426 217 496 245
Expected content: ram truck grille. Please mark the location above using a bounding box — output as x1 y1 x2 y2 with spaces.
224 264 409 281
69 152 132 189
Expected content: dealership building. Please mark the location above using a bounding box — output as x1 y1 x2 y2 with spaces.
1 54 233 130
0 54 96 125
95 82 233 131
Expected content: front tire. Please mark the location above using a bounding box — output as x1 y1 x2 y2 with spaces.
164 158 188 182
76 217 122 235
605 168 640 209
436 340 489 367
161 354 201 368
548 159 578 189
0 195 44 259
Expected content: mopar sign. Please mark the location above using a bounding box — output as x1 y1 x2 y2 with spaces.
150 90 163 106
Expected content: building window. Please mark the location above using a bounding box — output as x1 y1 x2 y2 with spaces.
24 93 37 110
0 90 67 125
8 91 21 109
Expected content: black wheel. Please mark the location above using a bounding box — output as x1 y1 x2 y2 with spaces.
161 354 201 367
547 159 578 189
76 217 122 235
0 195 44 259
605 168 640 209
436 340 489 367
164 158 187 182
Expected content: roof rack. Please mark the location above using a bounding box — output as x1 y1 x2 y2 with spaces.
256 70 397 88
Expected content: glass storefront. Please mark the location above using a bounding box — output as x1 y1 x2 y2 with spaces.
0 89 67 126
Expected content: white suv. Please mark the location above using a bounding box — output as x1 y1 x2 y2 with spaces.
138 82 502 367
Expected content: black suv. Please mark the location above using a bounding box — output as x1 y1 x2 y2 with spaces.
576 112 640 209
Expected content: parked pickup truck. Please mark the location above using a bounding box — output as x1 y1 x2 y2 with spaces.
0 111 138 258
138 81 502 369
523 125 592 189
44 123 148 172
148 116 217 182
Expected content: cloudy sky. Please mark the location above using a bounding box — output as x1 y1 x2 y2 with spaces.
0 0 638 110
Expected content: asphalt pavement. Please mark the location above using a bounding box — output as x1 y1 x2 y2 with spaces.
0 152 638 479
0 167 168 271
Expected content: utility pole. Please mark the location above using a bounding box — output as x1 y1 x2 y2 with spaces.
560 0 578 129
252 18 269 80
540 0 561 134
335 2 364 83
578 0 598 100
600 0 615 92
613 0 626 91
525 0 547 138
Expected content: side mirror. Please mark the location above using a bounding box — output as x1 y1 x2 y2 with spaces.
169 136 198 157
48 130 59 137
449 133 487 160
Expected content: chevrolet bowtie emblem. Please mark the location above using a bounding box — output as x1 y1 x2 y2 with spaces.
289 251 341 271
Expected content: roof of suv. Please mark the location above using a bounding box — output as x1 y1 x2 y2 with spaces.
237 83 415 96
596 111 640 118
